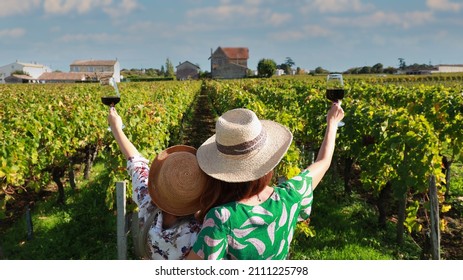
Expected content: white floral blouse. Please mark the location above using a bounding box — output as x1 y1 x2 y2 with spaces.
127 155 202 260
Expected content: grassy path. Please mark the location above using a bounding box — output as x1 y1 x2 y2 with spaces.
180 87 216 148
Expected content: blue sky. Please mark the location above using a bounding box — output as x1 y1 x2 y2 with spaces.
1 0 462 72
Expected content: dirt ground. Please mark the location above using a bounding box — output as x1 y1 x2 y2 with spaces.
180 92 216 149
440 207 463 259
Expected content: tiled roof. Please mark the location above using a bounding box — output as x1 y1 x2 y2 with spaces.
220 47 249 59
38 72 87 80
38 72 113 81
176 61 200 69
70 60 117 66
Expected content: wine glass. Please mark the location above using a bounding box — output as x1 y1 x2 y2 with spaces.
101 77 120 106
100 77 124 130
326 73 345 127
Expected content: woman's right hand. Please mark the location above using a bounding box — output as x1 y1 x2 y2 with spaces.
327 102 344 127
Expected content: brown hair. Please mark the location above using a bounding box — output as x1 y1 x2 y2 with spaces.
197 171 274 221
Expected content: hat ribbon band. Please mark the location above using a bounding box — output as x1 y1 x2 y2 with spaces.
216 129 267 156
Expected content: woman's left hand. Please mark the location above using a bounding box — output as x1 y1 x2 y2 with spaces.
108 106 123 131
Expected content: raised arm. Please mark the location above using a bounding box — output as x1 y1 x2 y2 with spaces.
306 102 344 190
108 107 139 159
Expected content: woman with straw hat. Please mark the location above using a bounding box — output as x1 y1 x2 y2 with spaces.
188 103 344 260
108 107 208 260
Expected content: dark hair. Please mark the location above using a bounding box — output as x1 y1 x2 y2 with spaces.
197 171 274 221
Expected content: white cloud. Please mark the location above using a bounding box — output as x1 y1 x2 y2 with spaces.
187 4 261 20
0 0 139 18
301 0 374 14
427 0 462 12
0 28 27 38
186 1 291 29
103 0 139 18
303 25 333 37
124 20 178 40
328 11 435 29
125 20 157 33
218 0 262 5
0 0 40 17
57 32 122 43
264 12 292 26
43 0 106 15
269 24 332 41
402 11 436 28
41 0 138 17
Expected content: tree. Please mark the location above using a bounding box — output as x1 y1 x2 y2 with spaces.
279 57 296 75
285 57 295 68
257 58 277 78
398 58 406 70
279 64 291 75
165 58 175 78
160 65 166 76
12 70 28 75
371 63 384 73
145 68 157 76
359 66 372 74
384 66 397 74
314 66 329 74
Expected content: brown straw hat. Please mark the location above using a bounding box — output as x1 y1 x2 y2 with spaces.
197 108 293 183
148 145 208 216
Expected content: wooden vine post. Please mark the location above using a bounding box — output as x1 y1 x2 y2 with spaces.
116 181 127 260
429 175 441 260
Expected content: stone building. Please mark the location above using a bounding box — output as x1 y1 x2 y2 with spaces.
210 47 249 79
70 59 121 82
176 61 200 80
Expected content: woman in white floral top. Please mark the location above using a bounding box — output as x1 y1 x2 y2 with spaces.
188 104 344 260
108 107 208 260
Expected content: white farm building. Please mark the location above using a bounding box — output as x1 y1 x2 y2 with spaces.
0 61 52 83
431 64 463 73
402 64 463 75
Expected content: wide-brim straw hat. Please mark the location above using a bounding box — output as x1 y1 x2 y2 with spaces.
148 145 207 216
197 108 293 183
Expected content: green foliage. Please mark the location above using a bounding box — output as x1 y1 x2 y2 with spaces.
289 179 421 260
11 70 29 76
1 162 118 259
405 200 422 233
2 74 462 260
314 66 329 74
0 81 201 216
203 75 463 256
257 58 277 78
165 58 175 78
0 80 201 259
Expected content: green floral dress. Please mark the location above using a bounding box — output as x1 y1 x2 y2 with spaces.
192 169 313 260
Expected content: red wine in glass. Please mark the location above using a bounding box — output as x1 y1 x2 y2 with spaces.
101 96 121 106
100 77 121 106
100 77 124 130
326 74 345 127
326 88 345 102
